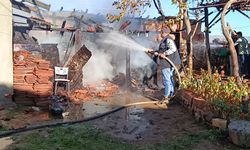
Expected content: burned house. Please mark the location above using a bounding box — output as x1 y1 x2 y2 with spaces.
9 0 207 108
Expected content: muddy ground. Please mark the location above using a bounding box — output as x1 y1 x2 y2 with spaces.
86 92 244 150
0 90 247 149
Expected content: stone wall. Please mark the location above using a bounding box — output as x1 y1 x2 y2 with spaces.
176 89 250 148
175 89 213 122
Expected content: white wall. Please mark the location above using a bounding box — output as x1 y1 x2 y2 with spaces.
0 0 13 105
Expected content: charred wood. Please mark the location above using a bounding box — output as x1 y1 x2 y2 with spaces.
66 45 92 90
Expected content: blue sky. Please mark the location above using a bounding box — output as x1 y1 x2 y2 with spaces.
42 0 250 36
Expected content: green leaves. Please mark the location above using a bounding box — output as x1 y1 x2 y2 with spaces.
180 69 249 120
107 0 151 22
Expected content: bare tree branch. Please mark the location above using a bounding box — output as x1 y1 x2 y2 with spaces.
157 0 165 16
153 0 165 16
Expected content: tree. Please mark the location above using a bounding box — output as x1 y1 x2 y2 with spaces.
108 0 203 76
183 5 200 76
221 0 240 83
107 0 151 22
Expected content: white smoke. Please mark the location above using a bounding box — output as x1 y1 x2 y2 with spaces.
82 31 157 83
82 50 114 83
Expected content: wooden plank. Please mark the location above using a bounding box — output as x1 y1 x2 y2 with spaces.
126 49 131 90
22 0 51 11
66 45 92 90
190 0 250 10
11 0 31 13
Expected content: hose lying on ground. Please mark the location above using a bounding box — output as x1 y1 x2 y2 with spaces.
0 55 181 138
0 100 165 138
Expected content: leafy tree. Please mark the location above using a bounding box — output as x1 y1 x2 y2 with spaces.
107 0 203 76
107 0 152 22
107 0 244 79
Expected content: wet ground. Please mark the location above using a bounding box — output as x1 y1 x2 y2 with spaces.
55 91 243 149
63 91 245 149
0 90 246 149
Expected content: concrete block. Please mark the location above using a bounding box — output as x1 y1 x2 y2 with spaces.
212 118 227 129
228 120 250 148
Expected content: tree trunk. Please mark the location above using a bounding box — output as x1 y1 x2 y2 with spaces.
204 8 212 75
183 5 199 76
183 9 192 76
178 0 185 66
187 22 199 76
221 0 240 83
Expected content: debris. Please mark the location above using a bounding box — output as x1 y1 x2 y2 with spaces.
4 93 12 98
31 106 40 112
111 73 126 86
95 24 104 32
70 80 119 103
0 106 5 111
66 45 92 90
119 21 131 31
49 95 68 116
10 120 27 130
50 101 64 116
62 112 69 118
87 26 96 32
96 81 119 97
24 107 35 114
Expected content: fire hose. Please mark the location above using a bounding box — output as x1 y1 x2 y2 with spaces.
0 52 181 138
146 50 182 85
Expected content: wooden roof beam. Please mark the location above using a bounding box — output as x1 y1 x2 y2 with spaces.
208 9 223 27
22 0 50 11
208 9 230 29
11 0 31 13
190 0 250 10
236 9 250 19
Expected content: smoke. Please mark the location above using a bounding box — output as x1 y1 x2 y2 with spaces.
130 35 158 69
30 30 158 83
82 31 157 83
82 50 114 83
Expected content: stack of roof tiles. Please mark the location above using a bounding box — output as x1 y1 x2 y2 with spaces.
13 50 53 109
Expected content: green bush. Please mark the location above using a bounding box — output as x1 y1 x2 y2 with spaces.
181 70 249 120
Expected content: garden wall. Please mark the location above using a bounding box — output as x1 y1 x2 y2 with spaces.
175 89 250 148
175 89 214 122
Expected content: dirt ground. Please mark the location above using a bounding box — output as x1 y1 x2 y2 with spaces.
87 92 244 150
0 90 247 150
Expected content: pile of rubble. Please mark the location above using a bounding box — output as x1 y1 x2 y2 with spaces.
70 81 119 104
13 50 53 109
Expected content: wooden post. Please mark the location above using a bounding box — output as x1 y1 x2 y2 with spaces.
125 49 131 121
126 49 131 90
204 8 212 74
